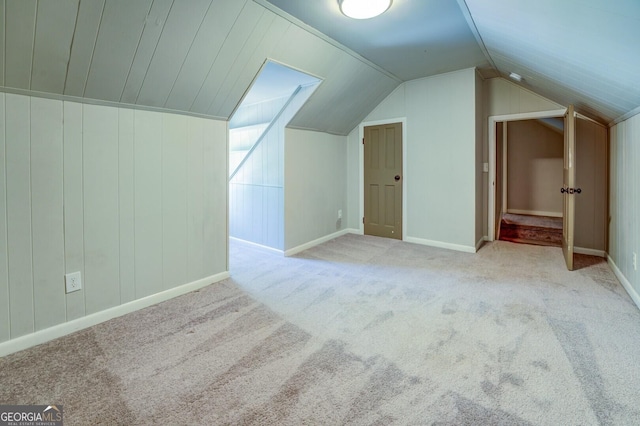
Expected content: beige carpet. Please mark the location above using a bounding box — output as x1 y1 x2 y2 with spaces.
1 235 640 425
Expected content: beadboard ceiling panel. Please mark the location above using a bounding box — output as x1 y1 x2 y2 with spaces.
119 0 172 104
163 0 247 112
212 12 291 118
0 0 401 134
135 0 212 107
83 0 152 102
189 1 264 115
463 0 640 124
205 4 275 116
63 0 105 97
0 1 5 85
5 0 37 89
30 0 78 94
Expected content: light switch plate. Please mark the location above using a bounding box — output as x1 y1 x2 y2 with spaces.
65 271 82 293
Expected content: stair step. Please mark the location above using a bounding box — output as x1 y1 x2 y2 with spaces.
499 214 562 247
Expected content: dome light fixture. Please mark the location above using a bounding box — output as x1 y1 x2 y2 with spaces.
339 0 392 20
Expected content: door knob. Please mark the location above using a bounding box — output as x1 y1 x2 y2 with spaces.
394 175 401 181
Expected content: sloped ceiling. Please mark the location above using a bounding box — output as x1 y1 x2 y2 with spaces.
464 0 640 124
0 0 400 135
263 0 640 125
1 0 638 132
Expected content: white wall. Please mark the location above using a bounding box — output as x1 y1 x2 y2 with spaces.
0 93 228 346
284 129 347 251
507 120 563 215
349 68 480 251
609 112 640 306
475 70 484 247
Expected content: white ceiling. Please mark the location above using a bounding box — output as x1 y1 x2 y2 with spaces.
263 0 640 124
261 0 492 81
0 0 638 130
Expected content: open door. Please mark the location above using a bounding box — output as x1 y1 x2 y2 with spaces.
562 105 576 270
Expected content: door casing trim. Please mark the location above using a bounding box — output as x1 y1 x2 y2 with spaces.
487 109 566 241
358 118 407 240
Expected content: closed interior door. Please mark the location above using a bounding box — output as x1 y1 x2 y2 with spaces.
364 123 402 239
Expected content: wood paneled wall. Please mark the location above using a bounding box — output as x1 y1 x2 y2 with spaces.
0 93 228 344
610 113 640 301
229 84 317 250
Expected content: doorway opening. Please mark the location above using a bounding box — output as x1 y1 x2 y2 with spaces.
496 117 564 247
228 61 320 253
489 108 608 270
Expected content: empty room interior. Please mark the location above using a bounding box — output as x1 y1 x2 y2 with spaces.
1 0 639 424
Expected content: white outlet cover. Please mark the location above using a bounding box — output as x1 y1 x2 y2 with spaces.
65 271 82 293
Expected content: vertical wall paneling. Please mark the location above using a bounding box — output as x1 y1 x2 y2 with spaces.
0 94 8 341
161 114 188 290
30 98 65 330
0 0 6 86
203 119 227 275
134 110 163 298
475 71 484 245
4 0 36 89
136 0 212 107
63 101 85 321
5 94 34 337
610 113 639 301
164 0 247 112
0 94 231 350
30 0 79 93
186 118 204 282
120 0 172 104
118 108 135 304
64 0 105 97
190 2 264 114
84 0 151 102
83 104 120 314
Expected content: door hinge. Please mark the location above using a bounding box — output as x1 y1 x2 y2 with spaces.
362 138 365 145
363 217 365 224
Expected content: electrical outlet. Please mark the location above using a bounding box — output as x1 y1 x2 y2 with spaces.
633 252 637 271
65 271 82 293
338 209 342 219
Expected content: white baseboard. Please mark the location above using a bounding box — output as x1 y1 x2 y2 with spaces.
574 247 606 258
347 227 363 236
0 272 230 357
230 237 284 256
507 209 562 218
608 256 640 311
405 236 476 253
284 229 358 257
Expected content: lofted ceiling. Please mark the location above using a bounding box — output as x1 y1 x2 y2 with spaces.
263 0 640 125
0 0 400 135
0 0 638 133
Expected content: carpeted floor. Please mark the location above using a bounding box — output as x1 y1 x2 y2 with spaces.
1 234 640 425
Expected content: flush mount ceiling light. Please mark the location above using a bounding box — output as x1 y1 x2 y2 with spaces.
339 0 392 19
